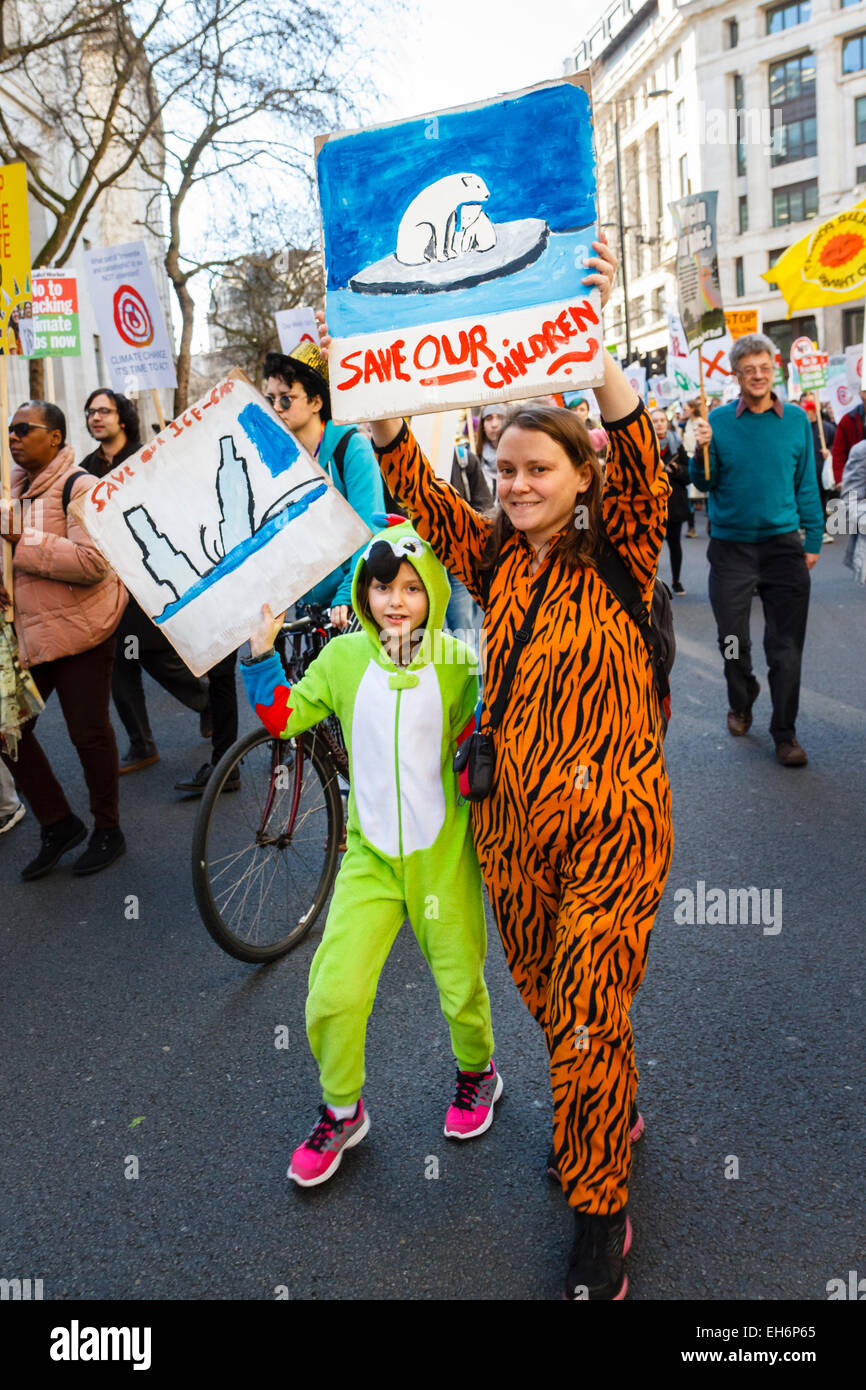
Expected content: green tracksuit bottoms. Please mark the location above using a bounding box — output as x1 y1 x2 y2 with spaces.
306 831 495 1107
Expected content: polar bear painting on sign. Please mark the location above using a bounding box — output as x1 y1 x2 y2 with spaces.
459 202 497 254
396 172 492 265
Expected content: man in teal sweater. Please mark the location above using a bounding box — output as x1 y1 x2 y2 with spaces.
691 333 822 767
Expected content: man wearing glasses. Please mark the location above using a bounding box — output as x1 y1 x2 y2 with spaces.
262 342 385 631
0 401 127 877
691 334 823 767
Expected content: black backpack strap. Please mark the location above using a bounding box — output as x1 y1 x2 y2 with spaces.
486 563 553 732
595 534 670 703
329 428 358 489
61 471 91 515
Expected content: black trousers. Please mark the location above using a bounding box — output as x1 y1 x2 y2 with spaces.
112 599 209 754
707 533 811 744
2 635 119 828
206 648 239 763
665 518 683 585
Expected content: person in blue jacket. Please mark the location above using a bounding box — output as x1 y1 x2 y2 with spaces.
263 342 385 629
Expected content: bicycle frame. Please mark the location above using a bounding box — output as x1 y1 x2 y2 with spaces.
257 609 349 849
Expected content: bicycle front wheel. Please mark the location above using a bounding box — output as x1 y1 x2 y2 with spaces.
192 727 342 964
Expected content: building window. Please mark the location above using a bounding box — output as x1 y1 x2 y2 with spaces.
766 248 787 291
676 99 685 134
739 194 749 232
767 2 811 33
734 74 747 176
857 163 866 182
843 33 866 74
772 179 818 225
843 307 865 347
765 316 818 366
631 297 645 329
727 18 739 48
679 153 689 195
842 1 862 9
769 52 816 105
857 95 866 142
673 49 682 81
653 287 665 319
771 115 818 165
735 258 745 298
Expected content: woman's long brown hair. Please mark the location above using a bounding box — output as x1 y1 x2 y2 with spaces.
479 404 604 574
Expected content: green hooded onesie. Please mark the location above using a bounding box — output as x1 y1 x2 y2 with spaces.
240 519 494 1107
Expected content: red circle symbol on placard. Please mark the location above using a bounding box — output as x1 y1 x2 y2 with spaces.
113 284 154 347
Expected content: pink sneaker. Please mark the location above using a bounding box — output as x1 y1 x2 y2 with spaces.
444 1062 503 1139
288 1101 370 1187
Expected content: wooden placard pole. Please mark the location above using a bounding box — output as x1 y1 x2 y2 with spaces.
815 406 826 454
44 353 55 403
151 387 166 431
1 355 14 619
698 347 710 481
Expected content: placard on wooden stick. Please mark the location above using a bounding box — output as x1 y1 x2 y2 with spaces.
71 373 370 675
316 74 604 422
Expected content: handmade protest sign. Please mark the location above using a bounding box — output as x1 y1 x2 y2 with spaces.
844 342 863 390
790 337 828 393
83 240 177 392
0 161 32 357
724 308 758 339
623 364 647 401
827 355 855 422
667 308 733 397
316 74 603 421
71 374 371 675
669 192 725 349
275 306 318 354
31 270 80 356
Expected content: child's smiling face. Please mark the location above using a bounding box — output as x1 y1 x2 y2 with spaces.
367 559 429 647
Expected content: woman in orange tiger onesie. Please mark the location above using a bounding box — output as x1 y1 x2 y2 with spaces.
319 237 672 1299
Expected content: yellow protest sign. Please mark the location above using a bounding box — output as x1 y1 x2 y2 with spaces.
0 161 32 356
724 309 758 339
761 201 866 317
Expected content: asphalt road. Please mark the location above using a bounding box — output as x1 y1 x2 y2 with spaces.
2 530 863 1302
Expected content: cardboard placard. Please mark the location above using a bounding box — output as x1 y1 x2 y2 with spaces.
316 74 604 421
83 240 177 391
72 373 370 675
669 191 725 349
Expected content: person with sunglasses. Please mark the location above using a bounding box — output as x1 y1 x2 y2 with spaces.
80 388 211 778
262 342 385 631
0 401 127 878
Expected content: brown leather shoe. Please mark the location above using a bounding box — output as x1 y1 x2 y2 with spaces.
775 739 808 767
726 709 752 737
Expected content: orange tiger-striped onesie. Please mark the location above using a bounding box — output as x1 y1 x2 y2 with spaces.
375 403 673 1216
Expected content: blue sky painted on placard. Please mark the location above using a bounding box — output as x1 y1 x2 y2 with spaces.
317 81 596 332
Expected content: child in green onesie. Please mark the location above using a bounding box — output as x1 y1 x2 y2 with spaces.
241 516 500 1187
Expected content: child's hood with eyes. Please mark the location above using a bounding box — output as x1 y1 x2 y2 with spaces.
350 516 452 669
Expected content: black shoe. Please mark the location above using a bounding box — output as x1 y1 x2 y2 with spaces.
175 762 239 796
564 1208 632 1301
72 826 126 876
672 580 686 595
21 814 87 881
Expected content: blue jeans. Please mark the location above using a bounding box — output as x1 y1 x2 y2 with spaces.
446 577 483 654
